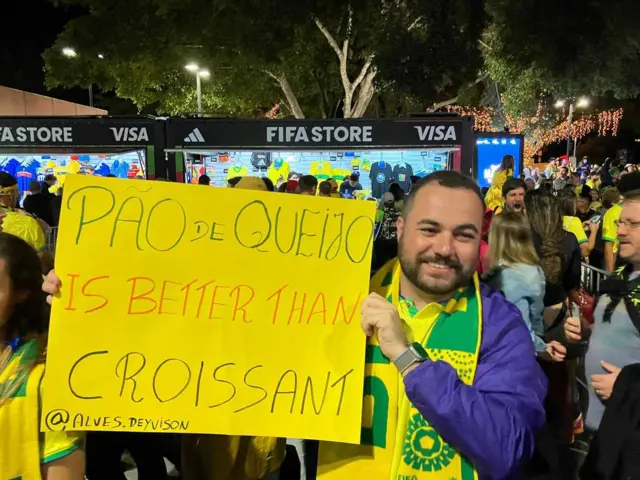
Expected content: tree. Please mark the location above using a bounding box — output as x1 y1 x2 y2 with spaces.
44 0 484 118
482 0 640 119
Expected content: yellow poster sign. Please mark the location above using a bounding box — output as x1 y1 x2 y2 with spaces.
43 175 375 443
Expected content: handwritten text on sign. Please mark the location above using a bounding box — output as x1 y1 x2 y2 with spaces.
43 176 374 443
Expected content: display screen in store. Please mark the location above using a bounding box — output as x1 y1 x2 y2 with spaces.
0 150 147 196
184 148 460 199
476 137 523 188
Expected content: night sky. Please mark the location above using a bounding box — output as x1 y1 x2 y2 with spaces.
0 0 86 103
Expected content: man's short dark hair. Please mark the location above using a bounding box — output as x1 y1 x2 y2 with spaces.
319 181 332 196
502 178 526 198
404 170 484 216
198 175 211 185
28 180 41 194
349 174 359 182
262 177 275 192
618 172 640 195
44 174 56 182
0 172 17 188
299 175 318 193
227 176 243 188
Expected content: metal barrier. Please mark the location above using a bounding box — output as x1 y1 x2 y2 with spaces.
580 262 611 296
47 226 58 254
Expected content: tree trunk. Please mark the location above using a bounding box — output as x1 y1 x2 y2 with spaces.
265 70 305 119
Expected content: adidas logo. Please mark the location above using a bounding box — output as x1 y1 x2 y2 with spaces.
184 128 205 143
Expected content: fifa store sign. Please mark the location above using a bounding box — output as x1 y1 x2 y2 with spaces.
0 126 73 143
266 124 458 143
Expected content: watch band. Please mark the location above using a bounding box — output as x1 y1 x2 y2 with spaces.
393 342 428 374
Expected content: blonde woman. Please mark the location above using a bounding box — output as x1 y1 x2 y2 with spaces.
485 212 566 362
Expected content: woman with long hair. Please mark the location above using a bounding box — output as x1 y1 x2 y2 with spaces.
525 189 583 455
485 212 566 362
485 154 515 211
0 232 84 478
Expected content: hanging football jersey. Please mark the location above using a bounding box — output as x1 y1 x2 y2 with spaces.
267 159 290 184
310 161 332 180
226 164 249 180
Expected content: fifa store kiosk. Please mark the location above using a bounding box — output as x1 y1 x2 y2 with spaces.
0 117 166 198
165 115 475 198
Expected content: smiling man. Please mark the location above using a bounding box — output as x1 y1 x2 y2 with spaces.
318 171 547 480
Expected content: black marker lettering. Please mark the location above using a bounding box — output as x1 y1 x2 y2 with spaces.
295 209 319 258
115 352 146 403
191 221 209 242
68 350 108 400
209 363 237 408
66 186 116 245
152 358 192 403
331 369 354 415
270 370 298 414
274 207 298 254
345 216 375 264
109 196 144 250
325 213 345 261
210 222 225 241
234 200 271 250
301 372 331 415
234 365 267 413
145 198 187 251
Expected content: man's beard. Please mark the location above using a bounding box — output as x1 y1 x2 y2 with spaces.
398 237 472 297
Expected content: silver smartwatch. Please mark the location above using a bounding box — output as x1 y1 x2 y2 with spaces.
393 342 429 374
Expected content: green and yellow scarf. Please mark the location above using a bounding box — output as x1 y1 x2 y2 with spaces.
318 259 483 480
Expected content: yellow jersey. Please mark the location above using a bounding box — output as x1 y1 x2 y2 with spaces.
267 161 290 185
310 161 332 180
602 203 622 253
0 340 83 478
226 164 248 180
563 215 587 244
1 210 46 253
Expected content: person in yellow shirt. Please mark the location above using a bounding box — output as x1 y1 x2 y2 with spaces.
602 172 640 271
0 173 49 270
485 155 514 211
557 189 599 258
0 232 85 479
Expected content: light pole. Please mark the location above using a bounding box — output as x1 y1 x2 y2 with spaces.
555 97 589 158
185 63 210 115
62 47 94 107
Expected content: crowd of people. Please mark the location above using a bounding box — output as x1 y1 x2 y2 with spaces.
2 154 640 480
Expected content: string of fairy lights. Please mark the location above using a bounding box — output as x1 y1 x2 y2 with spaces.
444 104 624 161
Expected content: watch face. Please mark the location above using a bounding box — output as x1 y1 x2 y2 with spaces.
412 342 428 359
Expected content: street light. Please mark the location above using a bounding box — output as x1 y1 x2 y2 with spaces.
62 47 77 58
556 97 590 158
185 64 210 115
577 97 590 108
61 47 94 107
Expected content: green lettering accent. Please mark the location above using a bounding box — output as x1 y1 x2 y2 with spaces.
361 375 389 448
365 344 390 364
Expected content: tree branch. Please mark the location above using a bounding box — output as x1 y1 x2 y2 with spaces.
314 17 343 59
352 68 377 117
264 70 305 119
428 96 459 111
352 55 374 92
408 16 423 31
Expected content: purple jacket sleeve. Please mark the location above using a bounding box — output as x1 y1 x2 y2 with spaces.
403 286 548 479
